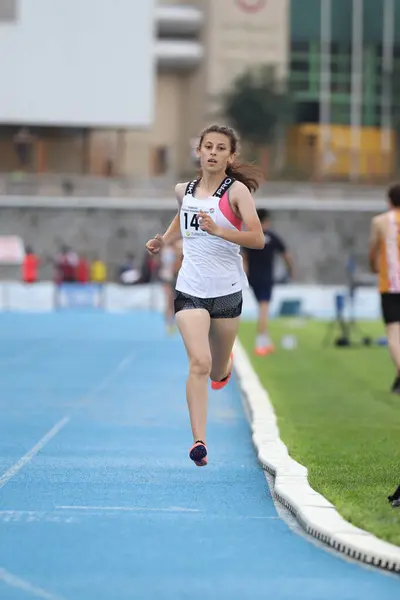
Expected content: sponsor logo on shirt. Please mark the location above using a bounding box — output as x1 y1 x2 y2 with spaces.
186 180 197 195
215 178 233 197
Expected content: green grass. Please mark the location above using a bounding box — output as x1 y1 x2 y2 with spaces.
239 318 400 546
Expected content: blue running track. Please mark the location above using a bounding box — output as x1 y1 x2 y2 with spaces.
0 312 398 600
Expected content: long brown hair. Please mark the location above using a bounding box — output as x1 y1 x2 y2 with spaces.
197 124 263 193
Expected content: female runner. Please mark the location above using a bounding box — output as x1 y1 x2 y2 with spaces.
146 124 264 466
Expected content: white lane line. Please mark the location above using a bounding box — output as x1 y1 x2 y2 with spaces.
0 568 66 600
57 505 200 513
72 351 136 409
56 506 279 519
0 350 136 491
0 417 70 490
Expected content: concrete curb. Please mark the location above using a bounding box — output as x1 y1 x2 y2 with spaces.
233 339 400 573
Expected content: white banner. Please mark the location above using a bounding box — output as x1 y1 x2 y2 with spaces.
0 236 25 264
0 0 155 127
0 282 382 321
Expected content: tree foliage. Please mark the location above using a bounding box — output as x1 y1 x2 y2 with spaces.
223 65 291 146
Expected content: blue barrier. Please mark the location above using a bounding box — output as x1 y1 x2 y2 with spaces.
55 283 104 310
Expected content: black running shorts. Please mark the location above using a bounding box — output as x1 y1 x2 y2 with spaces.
381 293 400 324
174 290 242 319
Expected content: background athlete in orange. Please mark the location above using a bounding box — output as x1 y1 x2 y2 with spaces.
369 183 400 395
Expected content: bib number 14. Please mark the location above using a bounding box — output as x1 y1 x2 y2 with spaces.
182 206 213 237
184 212 200 231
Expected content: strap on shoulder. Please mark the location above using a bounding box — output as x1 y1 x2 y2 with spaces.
185 179 199 196
213 177 236 198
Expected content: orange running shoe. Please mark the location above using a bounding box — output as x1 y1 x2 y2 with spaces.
211 353 233 391
254 344 275 357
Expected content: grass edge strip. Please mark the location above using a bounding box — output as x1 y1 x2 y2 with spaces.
233 338 400 574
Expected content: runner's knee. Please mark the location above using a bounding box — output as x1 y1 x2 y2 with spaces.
189 354 212 377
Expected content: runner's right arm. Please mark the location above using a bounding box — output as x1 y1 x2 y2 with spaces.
162 183 187 245
146 183 187 254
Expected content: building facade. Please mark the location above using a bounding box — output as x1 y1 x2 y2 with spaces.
1 0 398 183
288 0 400 180
0 0 290 180
111 0 290 181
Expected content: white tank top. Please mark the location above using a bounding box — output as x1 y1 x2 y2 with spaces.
175 177 248 298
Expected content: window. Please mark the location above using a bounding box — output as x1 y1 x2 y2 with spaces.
291 41 309 53
290 59 309 73
331 80 351 93
329 42 341 55
375 104 382 122
152 146 169 176
290 78 309 93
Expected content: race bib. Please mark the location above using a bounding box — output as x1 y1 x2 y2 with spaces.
181 203 216 237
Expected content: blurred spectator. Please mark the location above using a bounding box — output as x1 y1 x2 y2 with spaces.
13 127 34 171
54 245 79 284
75 255 90 284
104 157 114 177
140 252 160 284
241 209 294 356
91 257 107 283
22 245 39 284
159 239 183 333
119 253 140 285
62 179 75 196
